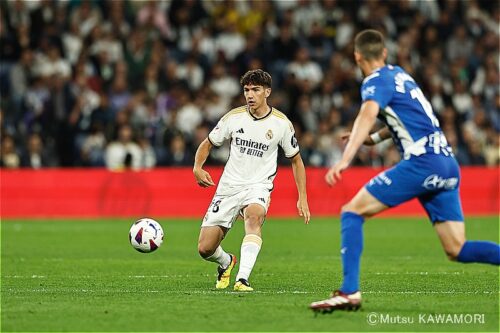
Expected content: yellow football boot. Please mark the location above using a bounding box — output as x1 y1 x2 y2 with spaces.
233 278 253 292
215 254 237 289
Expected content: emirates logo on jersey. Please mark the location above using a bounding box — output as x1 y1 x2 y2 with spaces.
266 129 273 140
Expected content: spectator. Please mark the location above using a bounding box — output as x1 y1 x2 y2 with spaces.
105 124 142 170
0 134 20 168
296 94 318 133
20 132 49 168
124 28 152 87
34 44 71 79
299 131 326 166
483 128 500 166
286 47 323 91
176 55 204 92
304 22 333 68
136 0 172 40
268 23 300 86
62 21 83 66
108 74 131 116
291 0 323 37
446 26 474 61
165 134 193 166
9 48 34 109
174 89 203 137
214 18 246 62
137 136 157 169
208 62 240 104
69 0 102 38
0 0 497 168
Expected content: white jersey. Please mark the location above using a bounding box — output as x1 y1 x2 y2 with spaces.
208 105 299 195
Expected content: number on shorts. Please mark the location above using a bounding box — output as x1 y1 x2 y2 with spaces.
212 199 222 213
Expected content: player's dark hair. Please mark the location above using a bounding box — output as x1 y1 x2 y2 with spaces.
240 69 272 88
354 29 385 60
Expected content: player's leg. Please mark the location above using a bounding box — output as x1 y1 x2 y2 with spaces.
426 190 500 265
311 162 422 312
433 221 465 260
339 187 389 293
198 225 230 265
309 188 387 312
199 194 240 288
234 202 266 291
435 222 499 265
198 225 237 288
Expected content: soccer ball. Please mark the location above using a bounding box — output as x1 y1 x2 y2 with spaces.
129 218 164 253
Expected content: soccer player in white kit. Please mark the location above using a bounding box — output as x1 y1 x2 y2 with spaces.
193 69 311 291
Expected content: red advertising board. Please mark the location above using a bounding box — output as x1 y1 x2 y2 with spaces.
1 167 498 218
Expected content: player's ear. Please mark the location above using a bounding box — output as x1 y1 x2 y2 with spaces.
382 48 388 61
265 87 271 98
354 51 362 63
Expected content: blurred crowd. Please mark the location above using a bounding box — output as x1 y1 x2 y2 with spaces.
0 0 498 170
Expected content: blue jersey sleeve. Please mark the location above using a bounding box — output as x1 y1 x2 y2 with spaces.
360 74 394 109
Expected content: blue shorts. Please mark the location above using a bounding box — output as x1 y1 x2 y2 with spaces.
365 154 464 223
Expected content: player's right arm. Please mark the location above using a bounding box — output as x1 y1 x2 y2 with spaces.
193 138 215 188
194 114 231 187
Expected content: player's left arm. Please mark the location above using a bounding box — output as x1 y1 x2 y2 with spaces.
290 153 311 224
325 100 379 186
367 126 391 145
340 126 391 146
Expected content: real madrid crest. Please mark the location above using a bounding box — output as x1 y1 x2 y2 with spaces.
266 129 273 140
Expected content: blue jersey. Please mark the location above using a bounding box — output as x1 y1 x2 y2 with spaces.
360 65 453 160
361 65 463 222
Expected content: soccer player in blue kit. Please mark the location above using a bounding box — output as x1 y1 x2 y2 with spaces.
309 29 500 313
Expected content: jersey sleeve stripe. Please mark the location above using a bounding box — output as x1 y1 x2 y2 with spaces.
221 106 247 121
271 110 287 120
286 150 300 159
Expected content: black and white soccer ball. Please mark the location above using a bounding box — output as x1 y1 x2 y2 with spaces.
129 218 164 253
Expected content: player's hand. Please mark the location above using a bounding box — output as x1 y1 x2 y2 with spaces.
325 160 349 186
297 198 310 224
193 168 215 187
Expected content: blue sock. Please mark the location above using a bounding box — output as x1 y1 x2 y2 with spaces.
457 241 500 265
339 212 364 294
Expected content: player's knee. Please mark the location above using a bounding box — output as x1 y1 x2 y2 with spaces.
444 244 463 261
198 243 215 259
246 214 263 228
341 202 362 216
244 215 263 233
341 202 375 219
445 251 458 261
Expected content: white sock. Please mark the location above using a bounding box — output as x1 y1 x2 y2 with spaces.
205 246 231 268
236 234 262 282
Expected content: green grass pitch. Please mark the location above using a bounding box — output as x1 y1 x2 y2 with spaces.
1 217 498 332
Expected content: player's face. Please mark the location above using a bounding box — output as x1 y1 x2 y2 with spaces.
243 84 271 110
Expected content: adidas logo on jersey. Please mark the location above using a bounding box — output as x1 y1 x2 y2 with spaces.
258 198 265 203
236 128 245 134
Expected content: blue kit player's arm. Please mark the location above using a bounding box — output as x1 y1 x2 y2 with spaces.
325 100 379 186
359 75 394 145
367 126 391 145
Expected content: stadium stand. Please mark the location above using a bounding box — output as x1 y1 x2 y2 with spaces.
0 0 498 169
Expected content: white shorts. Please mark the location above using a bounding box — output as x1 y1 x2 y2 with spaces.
201 187 271 229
